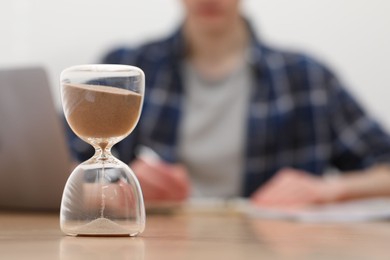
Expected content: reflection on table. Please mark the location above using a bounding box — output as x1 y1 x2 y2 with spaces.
1 208 390 259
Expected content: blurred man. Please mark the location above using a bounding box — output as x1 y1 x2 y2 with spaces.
70 0 390 208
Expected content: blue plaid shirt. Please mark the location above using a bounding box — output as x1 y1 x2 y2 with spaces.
69 22 390 197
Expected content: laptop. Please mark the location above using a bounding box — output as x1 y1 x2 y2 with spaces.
0 66 72 210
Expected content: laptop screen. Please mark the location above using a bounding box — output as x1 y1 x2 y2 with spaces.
0 67 72 210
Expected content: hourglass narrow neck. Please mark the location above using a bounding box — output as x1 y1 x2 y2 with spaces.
97 147 112 160
91 141 116 163
86 137 123 164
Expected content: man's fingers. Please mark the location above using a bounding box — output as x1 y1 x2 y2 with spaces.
131 159 190 202
251 168 324 208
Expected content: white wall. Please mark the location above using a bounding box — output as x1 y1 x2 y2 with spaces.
1 0 390 130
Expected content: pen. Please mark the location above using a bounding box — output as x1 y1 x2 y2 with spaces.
135 145 162 166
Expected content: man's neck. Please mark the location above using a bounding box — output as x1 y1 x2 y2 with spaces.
184 17 249 79
184 17 248 61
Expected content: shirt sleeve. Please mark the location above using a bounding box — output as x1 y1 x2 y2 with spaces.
327 74 390 170
63 115 94 162
101 48 129 64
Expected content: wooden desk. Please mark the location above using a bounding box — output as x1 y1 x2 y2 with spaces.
1 211 390 260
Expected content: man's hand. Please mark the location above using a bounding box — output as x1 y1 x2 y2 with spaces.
130 159 190 203
251 168 342 209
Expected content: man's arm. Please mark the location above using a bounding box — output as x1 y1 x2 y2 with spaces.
251 165 390 208
333 164 390 200
251 63 390 209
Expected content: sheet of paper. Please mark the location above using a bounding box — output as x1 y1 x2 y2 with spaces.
244 198 390 223
146 197 390 223
183 198 249 214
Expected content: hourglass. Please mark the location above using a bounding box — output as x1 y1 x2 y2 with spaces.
60 64 145 236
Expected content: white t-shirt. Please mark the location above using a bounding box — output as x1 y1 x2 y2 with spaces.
178 61 253 198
